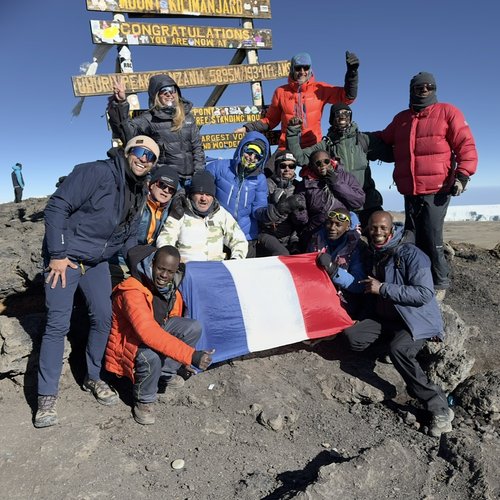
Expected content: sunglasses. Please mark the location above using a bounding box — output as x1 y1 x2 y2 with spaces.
328 211 351 223
243 148 263 161
335 110 352 117
156 180 176 193
294 65 310 72
278 162 296 170
129 146 157 162
412 83 436 93
159 86 177 95
314 158 331 167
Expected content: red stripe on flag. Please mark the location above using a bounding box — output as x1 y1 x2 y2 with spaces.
278 253 354 339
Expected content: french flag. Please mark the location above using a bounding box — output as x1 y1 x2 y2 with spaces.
180 253 354 364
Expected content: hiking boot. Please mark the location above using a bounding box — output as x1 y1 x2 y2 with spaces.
34 395 58 428
435 289 446 302
83 378 119 406
158 374 185 393
133 402 155 425
429 408 455 437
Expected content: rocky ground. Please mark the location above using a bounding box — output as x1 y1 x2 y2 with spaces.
1 198 500 500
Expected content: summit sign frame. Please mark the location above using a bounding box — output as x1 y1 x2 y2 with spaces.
86 0 272 19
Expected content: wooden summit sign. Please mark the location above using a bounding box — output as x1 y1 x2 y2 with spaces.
90 20 272 49
72 60 289 96
86 0 272 19
131 104 265 126
201 130 279 150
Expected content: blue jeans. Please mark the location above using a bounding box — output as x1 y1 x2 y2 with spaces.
38 261 112 396
133 317 202 403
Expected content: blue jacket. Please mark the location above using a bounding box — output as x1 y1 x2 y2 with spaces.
205 132 269 240
43 149 146 265
372 225 444 341
12 164 24 188
136 198 171 245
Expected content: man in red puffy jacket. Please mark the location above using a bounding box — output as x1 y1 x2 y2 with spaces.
376 72 478 298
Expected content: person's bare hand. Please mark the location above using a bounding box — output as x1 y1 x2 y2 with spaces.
234 126 247 134
45 258 78 289
111 75 126 102
359 276 382 294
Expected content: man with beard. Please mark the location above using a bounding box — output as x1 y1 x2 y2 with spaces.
35 136 159 428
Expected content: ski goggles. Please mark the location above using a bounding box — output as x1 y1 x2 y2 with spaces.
327 211 350 223
129 146 157 162
159 85 177 95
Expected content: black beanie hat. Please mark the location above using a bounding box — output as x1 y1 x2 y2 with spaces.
190 171 216 197
410 71 436 90
329 103 352 125
150 165 179 189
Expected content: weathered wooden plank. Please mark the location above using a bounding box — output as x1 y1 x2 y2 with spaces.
201 130 279 150
72 60 289 96
86 0 272 19
90 20 272 49
130 104 266 125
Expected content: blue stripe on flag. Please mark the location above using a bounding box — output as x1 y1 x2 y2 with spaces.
180 260 249 363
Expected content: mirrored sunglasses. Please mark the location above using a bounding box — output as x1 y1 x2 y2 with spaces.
156 181 176 193
159 86 177 95
129 146 157 162
335 109 352 117
412 83 436 93
328 211 351 223
314 158 331 167
243 148 263 161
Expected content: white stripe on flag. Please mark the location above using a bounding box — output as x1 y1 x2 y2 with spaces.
223 257 307 352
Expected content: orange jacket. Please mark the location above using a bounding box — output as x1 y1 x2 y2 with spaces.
105 277 195 383
257 75 353 149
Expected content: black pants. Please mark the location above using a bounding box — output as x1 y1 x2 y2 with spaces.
14 187 23 203
344 318 448 414
257 233 290 256
404 193 450 289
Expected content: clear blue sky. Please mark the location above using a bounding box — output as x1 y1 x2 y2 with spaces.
2 0 499 209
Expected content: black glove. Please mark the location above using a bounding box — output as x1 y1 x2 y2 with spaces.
169 193 187 220
325 168 338 188
451 173 469 196
345 51 360 72
55 176 67 188
344 51 359 99
316 253 339 277
277 195 306 215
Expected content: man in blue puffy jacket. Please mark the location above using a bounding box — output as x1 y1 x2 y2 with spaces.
206 132 270 258
343 210 454 438
35 135 159 429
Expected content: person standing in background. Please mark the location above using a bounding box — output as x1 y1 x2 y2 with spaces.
11 163 24 203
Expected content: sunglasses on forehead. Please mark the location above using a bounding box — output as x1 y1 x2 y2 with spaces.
129 146 157 162
156 180 176 193
328 211 351 223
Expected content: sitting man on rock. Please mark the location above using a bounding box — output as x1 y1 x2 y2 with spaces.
105 245 213 425
343 210 454 437
156 170 248 262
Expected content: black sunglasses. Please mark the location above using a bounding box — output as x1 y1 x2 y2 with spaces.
156 181 176 193
278 162 296 170
294 65 310 72
314 158 331 167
